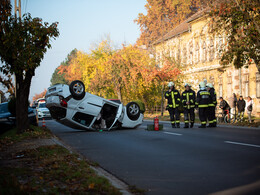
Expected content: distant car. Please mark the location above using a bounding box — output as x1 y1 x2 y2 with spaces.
45 80 143 130
36 102 51 119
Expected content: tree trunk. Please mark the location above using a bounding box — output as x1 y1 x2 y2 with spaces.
16 72 32 134
161 85 164 116
116 86 122 102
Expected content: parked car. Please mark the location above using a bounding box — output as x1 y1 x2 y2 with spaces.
36 102 51 119
0 102 38 127
45 80 143 130
0 102 12 122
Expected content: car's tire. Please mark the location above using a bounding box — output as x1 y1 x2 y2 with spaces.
126 102 140 121
69 80 85 100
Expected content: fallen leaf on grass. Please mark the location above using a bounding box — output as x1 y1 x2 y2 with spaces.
88 183 95 189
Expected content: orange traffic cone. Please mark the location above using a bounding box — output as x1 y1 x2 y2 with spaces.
42 118 46 128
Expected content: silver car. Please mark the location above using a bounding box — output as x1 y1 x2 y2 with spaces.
45 80 143 130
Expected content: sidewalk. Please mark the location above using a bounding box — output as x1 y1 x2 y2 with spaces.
144 119 260 130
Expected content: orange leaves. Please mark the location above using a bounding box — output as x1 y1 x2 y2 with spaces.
135 0 204 46
32 89 47 101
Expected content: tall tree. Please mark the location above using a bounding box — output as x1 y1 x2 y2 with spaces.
0 0 59 133
51 49 77 85
135 0 203 46
209 0 260 72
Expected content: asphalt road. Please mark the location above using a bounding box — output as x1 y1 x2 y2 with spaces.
44 119 260 195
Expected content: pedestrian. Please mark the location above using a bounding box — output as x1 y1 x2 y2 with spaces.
206 83 217 127
196 81 210 128
219 97 230 116
246 96 253 123
237 96 246 121
181 83 196 128
229 93 237 119
165 82 181 128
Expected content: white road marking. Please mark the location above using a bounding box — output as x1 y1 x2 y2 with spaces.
164 132 182 136
225 141 260 148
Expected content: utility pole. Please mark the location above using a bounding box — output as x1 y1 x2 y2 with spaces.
14 0 21 97
14 0 21 18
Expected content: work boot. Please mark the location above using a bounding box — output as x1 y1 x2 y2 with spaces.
213 122 217 127
198 124 206 128
176 123 180 128
171 124 176 128
190 123 194 128
207 123 214 128
184 123 189 128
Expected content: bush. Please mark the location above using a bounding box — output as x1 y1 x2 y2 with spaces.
133 100 145 113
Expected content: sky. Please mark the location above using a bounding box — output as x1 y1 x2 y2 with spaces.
8 0 147 100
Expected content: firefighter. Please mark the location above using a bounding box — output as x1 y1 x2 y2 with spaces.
206 83 217 127
181 83 196 128
196 81 210 128
165 82 181 128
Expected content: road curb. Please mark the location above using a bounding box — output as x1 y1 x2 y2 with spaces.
144 120 260 130
51 136 133 195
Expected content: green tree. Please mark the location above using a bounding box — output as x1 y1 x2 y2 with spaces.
209 0 260 72
0 0 59 133
51 49 78 85
50 67 69 86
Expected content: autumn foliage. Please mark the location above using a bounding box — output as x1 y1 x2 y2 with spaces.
32 89 47 101
135 0 205 46
209 0 260 71
53 40 181 110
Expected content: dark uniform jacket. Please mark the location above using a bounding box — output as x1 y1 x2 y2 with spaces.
196 89 210 108
219 100 230 110
182 89 196 109
208 88 217 107
237 99 246 112
165 88 181 108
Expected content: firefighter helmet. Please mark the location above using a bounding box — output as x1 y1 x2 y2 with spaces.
185 83 191 87
168 82 174 87
206 83 213 88
199 81 206 89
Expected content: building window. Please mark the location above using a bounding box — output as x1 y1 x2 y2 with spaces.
177 47 180 62
209 39 214 61
202 41 207 62
189 42 193 64
243 74 249 98
169 50 172 57
256 73 260 98
217 36 223 59
195 43 200 63
182 46 187 65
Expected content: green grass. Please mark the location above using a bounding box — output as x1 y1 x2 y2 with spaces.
0 125 52 147
0 127 122 194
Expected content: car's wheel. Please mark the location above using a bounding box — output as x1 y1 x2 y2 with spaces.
69 80 85 100
126 102 140 121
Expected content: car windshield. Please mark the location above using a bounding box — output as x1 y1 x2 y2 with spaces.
39 103 46 108
0 103 9 113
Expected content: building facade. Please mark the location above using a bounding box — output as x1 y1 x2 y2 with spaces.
153 9 260 117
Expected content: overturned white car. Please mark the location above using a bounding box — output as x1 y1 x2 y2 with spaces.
45 80 143 130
